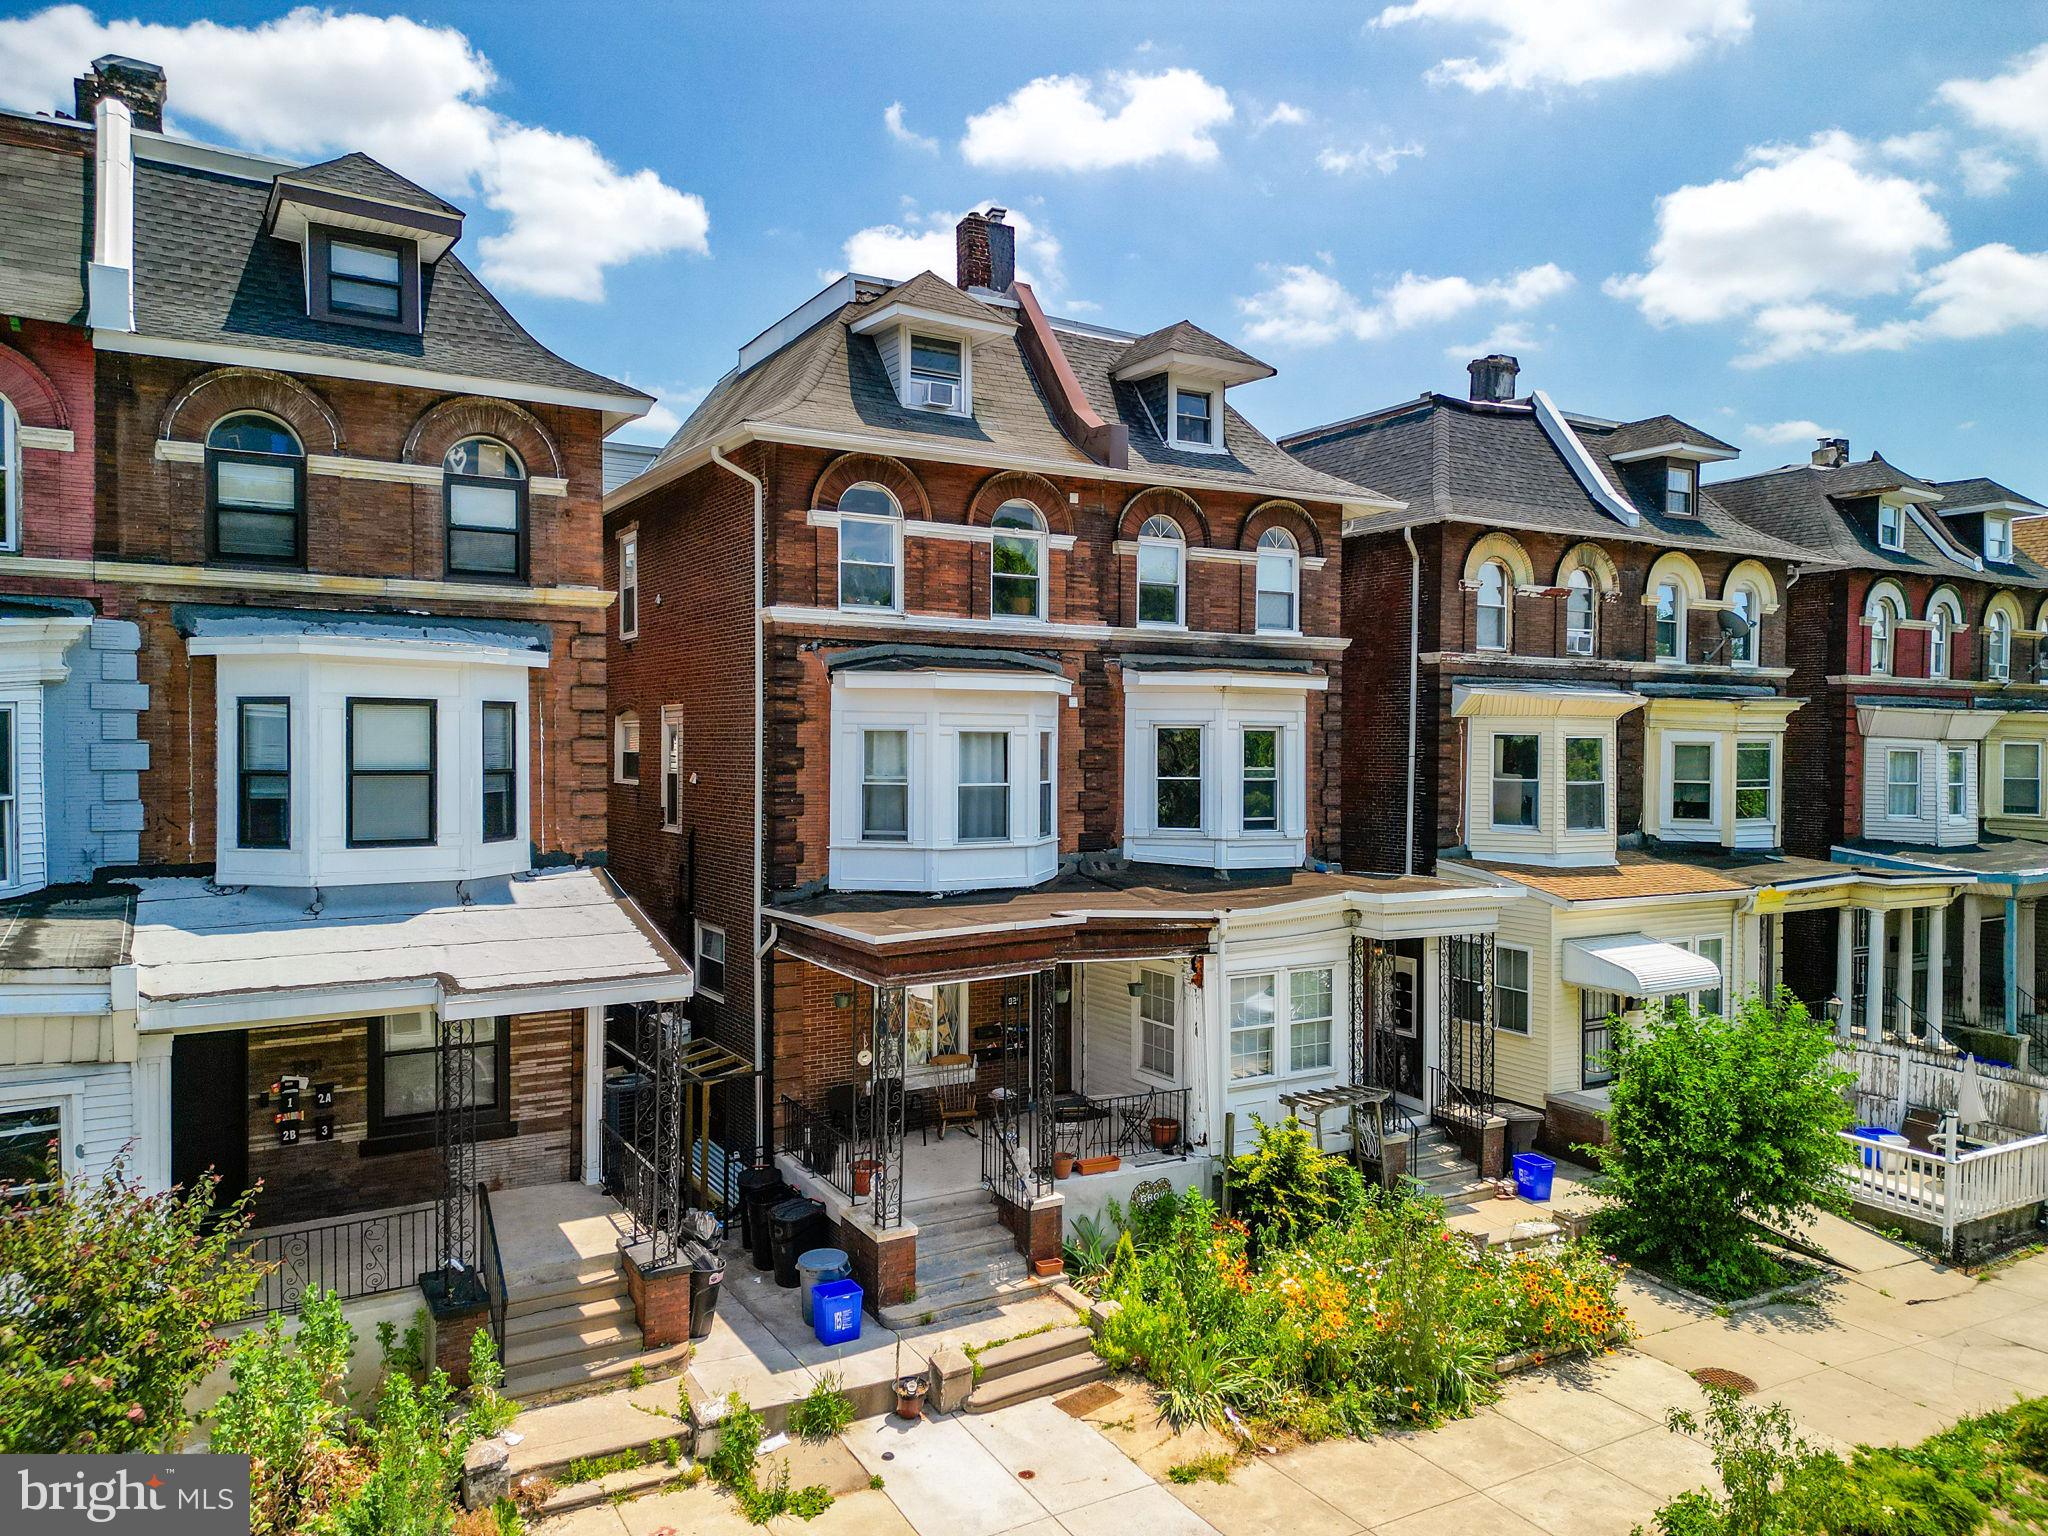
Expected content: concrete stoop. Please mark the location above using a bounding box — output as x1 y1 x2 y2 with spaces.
1407 1125 1494 1206
877 1188 1059 1329
963 1324 1106 1413
501 1256 691 1404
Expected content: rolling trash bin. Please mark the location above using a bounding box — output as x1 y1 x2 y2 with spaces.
812 1278 863 1346
684 1240 725 1341
797 1247 852 1325
1511 1151 1555 1202
740 1169 789 1272
769 1197 831 1289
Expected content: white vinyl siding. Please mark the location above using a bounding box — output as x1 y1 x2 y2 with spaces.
1462 717 1620 868
0 1062 132 1187
1080 960 1149 1098
1864 734 1979 846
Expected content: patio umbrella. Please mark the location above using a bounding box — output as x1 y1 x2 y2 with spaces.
1957 1050 1989 1133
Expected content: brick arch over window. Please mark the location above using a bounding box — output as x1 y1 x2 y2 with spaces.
402 395 564 478
1116 485 1209 544
1460 530 1535 589
1981 589 2027 633
1239 499 1323 558
810 453 931 521
964 469 1071 534
1554 541 1618 594
159 367 343 453
0 343 68 430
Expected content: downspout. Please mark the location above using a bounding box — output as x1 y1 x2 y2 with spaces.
711 445 769 1141
1403 528 1421 876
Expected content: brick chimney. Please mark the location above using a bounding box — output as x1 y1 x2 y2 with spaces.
74 55 166 133
956 210 991 291
984 208 1015 293
1467 354 1520 403
1813 437 1850 468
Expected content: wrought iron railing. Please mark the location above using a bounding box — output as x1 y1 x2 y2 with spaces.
475 1184 506 1357
981 1096 1035 1206
777 1094 857 1204
233 1201 438 1322
1581 1021 1615 1089
1050 1088 1191 1164
1941 983 2048 1067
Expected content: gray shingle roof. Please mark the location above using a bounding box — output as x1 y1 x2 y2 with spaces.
653 275 1368 504
1111 320 1271 380
1283 395 1817 562
872 270 1011 328
277 152 462 218
1813 453 1939 502
1935 477 2045 513
1599 413 1735 458
131 158 641 401
0 131 89 325
1712 459 2048 589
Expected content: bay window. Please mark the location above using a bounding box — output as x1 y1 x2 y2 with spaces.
1038 729 1054 839
1736 741 1773 823
1671 741 1714 823
1241 728 1278 832
2005 742 2041 816
482 701 516 843
957 731 1010 841
1887 749 1922 818
1155 726 1203 830
237 698 291 849
1491 733 1539 829
861 729 909 841
1948 747 1969 819
347 700 435 847
1564 736 1605 831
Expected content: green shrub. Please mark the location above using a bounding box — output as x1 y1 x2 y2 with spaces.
467 1329 519 1437
1227 1116 1368 1255
210 1290 356 1536
705 1393 833 1525
332 1359 475 1536
1590 992 1853 1300
787 1373 855 1440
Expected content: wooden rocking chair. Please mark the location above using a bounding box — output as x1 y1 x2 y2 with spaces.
928 1054 978 1141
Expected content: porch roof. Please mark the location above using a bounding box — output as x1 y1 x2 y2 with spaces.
123 866 691 1031
1455 847 1960 907
1835 836 2048 893
0 888 137 1014
771 863 1484 983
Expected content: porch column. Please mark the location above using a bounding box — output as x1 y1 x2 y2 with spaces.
1834 907 1856 1040
1892 909 1916 1041
581 1005 604 1186
1739 912 1763 996
130 1032 173 1193
1863 906 1887 1041
1926 901 1947 1041
1963 896 1984 1021
2019 898 2038 1010
2006 895 2023 1034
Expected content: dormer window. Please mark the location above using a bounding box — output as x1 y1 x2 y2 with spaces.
309 227 418 333
1665 464 1697 517
1987 517 2013 562
908 335 963 412
1877 500 1905 551
1175 389 1213 446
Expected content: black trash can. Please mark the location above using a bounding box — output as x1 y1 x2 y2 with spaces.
742 1171 789 1272
683 1240 725 1341
769 1197 830 1289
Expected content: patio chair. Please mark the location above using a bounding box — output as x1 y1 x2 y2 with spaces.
928 1055 978 1141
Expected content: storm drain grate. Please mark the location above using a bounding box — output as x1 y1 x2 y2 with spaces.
1690 1367 1759 1395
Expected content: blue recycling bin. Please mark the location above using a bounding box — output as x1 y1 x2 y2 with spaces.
1852 1124 1888 1168
1512 1151 1555 1202
812 1278 863 1346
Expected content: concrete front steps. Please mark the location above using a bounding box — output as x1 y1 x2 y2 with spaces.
876 1187 1057 1330
500 1259 690 1403
1407 1124 1494 1206
965 1324 1106 1412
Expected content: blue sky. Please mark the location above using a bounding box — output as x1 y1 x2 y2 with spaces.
3 2 2046 495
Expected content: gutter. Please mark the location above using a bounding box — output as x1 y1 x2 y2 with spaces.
1403 527 1421 876
712 444 769 1140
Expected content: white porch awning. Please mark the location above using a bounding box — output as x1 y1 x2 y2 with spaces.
1563 933 1719 997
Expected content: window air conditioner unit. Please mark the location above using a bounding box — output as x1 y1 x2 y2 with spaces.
913 378 959 410
1566 630 1594 656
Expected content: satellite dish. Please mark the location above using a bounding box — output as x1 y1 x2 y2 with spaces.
1718 607 1753 640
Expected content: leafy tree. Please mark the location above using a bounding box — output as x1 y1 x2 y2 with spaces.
1590 992 1852 1299
0 1150 260 1452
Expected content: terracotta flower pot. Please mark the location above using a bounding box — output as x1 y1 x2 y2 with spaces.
1054 1150 1076 1179
852 1158 880 1196
1148 1116 1180 1151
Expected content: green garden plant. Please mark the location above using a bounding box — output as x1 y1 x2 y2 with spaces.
1590 992 1853 1300
705 1392 834 1525
210 1290 357 1536
0 1150 262 1453
787 1372 855 1440
1226 1116 1368 1256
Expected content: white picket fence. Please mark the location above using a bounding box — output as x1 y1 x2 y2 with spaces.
1839 1129 2048 1251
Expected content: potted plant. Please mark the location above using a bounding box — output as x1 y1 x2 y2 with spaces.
851 1157 880 1196
893 1371 928 1420
1148 1115 1180 1151
1054 1148 1076 1179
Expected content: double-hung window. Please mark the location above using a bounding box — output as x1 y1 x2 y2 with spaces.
1887 748 1922 819
1137 969 1177 1079
373 1015 501 1134
1174 388 1213 447
237 698 291 849
660 708 685 831
0 394 18 552
0 1097 63 1195
1241 728 1279 832
695 922 727 999
207 414 306 566
323 233 405 322
444 437 526 580
1736 741 1773 823
347 700 435 847
1930 606 1953 677
908 335 963 411
1476 562 1509 650
1495 946 1532 1035
1228 973 1276 1080
0 707 14 885
614 713 640 785
1289 968 1335 1072
837 484 901 610
1491 734 1539 829
1038 729 1054 839
1988 612 2013 681
1565 569 1596 655
1136 516 1184 625
957 732 1009 841
1987 517 2013 562
991 501 1046 618
1947 747 1969 819
1654 582 1683 662
1155 726 1202 830
2005 742 2042 816
861 729 909 841
1227 967 1336 1080
1693 937 1725 1017
1255 528 1298 632
1665 464 1696 517
1729 587 1758 666
482 701 517 843
1877 501 1904 550
1671 741 1714 823
1869 597 1897 674
617 530 639 639
1564 736 1605 831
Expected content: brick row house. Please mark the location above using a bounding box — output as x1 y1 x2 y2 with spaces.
1714 443 2048 1064
0 58 695 1389
604 211 1510 1318
1282 359 1964 1146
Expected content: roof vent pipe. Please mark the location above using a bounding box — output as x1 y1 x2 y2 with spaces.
1467 354 1520 403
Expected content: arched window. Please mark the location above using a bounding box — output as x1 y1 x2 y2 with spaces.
207 412 306 566
1986 607 2013 682
1475 560 1509 650
837 482 902 611
1564 568 1596 655
1254 527 1298 633
990 499 1046 619
443 436 526 580
1868 591 1901 675
1654 581 1684 662
1728 585 1760 667
0 394 17 552
1137 514 1185 626
1928 592 1962 679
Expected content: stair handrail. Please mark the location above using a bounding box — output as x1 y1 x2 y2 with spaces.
475 1183 507 1359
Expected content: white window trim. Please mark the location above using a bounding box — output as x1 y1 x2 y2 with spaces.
1729 586 1760 669
0 700 20 894
659 705 684 832
1226 964 1337 1086
1563 734 1606 833
1476 561 1511 652
2003 741 2042 818
1663 730 1721 834
1135 519 1187 630
694 920 727 1002
837 508 905 614
1988 612 2013 682
955 728 1013 844
1489 730 1541 833
1165 371 1225 455
1132 966 1179 1086
1564 569 1596 656
614 711 640 786
1664 463 1697 517
1734 737 1776 825
1494 944 1533 1035
1887 747 1923 820
1653 582 1686 665
1929 601 1958 678
1986 516 2013 562
1150 722 1206 837
1947 746 1969 819
1238 723 1282 834
0 394 19 554
616 527 639 641
1877 499 1905 552
901 326 974 417
1688 935 1727 1015
1253 530 1300 636
989 503 1047 621
0 1078 83 1191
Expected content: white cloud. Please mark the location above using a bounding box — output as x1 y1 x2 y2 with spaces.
1316 139 1425 175
1939 42 2048 163
1371 0 1753 93
837 203 1068 300
1239 259 1572 347
1257 101 1308 129
612 382 709 445
1607 132 1948 326
960 68 1233 171
1958 147 2018 198
1442 322 1542 359
1745 418 1835 446
0 5 707 301
883 101 937 153
1878 130 1947 168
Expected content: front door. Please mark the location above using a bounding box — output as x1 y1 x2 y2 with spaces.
171 1030 248 1204
1388 955 1423 1101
